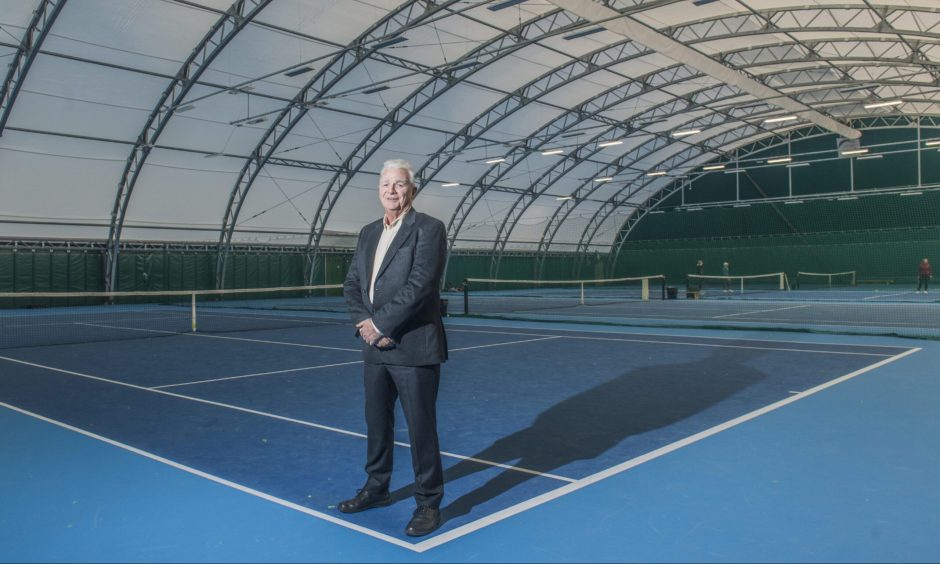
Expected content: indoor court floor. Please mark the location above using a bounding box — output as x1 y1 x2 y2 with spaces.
2 312 939 562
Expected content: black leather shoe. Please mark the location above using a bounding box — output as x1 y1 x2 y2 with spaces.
338 489 391 514
405 506 441 537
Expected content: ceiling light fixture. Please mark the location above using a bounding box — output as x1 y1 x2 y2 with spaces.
671 129 701 137
371 36 407 49
555 196 575 201
441 182 460 187
840 148 870 156
361 85 390 95
485 158 506 164
448 61 481 72
284 66 315 78
563 27 605 40
786 162 811 168
925 140 940 147
594 177 613 182
703 164 726 171
856 154 883 160
763 115 798 124
541 149 564 156
597 140 623 147
767 157 792 164
899 191 922 196
863 99 903 109
488 0 527 11
838 83 877 94
646 171 667 177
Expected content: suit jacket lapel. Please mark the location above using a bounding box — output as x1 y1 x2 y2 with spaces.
374 209 415 282
362 221 382 291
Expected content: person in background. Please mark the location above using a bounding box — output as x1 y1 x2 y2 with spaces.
340 158 448 537
916 257 932 294
695 259 705 292
722 261 731 293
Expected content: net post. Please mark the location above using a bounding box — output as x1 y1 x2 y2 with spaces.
660 276 666 300
462 279 469 315
580 282 585 305
641 277 649 301
779 273 785 291
191 292 196 333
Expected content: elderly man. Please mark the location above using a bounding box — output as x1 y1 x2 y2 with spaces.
339 159 448 537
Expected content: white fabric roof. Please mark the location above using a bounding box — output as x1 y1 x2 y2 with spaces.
2 0 939 259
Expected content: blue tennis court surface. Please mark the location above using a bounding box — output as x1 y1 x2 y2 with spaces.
0 312 924 556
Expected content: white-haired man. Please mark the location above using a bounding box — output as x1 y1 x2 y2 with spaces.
340 159 448 537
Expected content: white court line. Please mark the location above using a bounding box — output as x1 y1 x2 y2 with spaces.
710 304 812 319
450 335 562 351
152 361 366 390
448 328 896 357
0 401 419 552
76 322 360 352
183 332 360 352
0 355 574 482
155 336 564 390
410 346 922 552
447 324 912 350
0 340 920 551
863 292 916 300
75 322 178 334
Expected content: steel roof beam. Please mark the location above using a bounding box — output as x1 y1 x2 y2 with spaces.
0 0 66 136
551 0 861 140
104 0 272 292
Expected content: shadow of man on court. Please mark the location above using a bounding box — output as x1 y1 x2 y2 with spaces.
389 346 768 522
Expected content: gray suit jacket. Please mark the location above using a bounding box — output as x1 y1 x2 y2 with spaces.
343 209 448 366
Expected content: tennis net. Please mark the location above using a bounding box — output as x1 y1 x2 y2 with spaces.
795 271 857 289
685 272 790 295
0 284 345 349
459 275 666 316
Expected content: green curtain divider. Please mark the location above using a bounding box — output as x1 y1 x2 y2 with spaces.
51 252 71 292
15 251 36 291
0 252 14 291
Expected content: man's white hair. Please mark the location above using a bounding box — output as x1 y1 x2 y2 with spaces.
382 159 418 188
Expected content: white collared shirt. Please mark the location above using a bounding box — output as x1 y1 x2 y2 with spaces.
369 212 405 304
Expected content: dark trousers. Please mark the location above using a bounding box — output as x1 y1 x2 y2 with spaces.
362 362 444 508
918 276 929 291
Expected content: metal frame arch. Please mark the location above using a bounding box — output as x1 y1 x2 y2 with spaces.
541 56 940 266
485 79 761 278
0 0 66 136
579 121 792 258
412 36 651 203
216 0 458 288
440 24 940 274
299 7 592 284
529 111 751 276
438 73 658 269
604 116 936 266
103 0 272 292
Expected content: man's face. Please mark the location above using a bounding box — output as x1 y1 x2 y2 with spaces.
378 167 414 216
